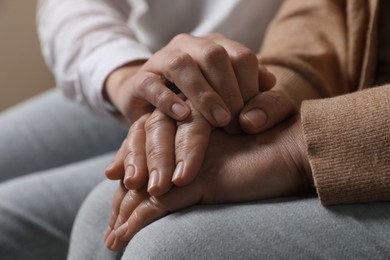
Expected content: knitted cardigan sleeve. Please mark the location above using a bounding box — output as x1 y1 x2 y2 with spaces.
301 85 390 205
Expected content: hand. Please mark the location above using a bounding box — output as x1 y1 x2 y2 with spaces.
105 101 213 196
239 88 295 134
104 113 313 251
104 33 276 130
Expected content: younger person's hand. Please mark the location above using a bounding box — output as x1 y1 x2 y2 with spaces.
104 33 276 131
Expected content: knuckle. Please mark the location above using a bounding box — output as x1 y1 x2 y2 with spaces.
153 89 173 109
123 145 139 159
264 90 285 106
144 112 166 132
230 48 258 68
202 44 228 63
146 146 170 162
171 33 191 44
176 141 206 158
130 209 142 227
129 119 144 133
196 91 217 107
264 90 295 112
167 52 193 72
206 32 224 40
145 196 167 213
134 72 159 92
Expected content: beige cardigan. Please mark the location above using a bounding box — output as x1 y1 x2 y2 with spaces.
259 0 389 205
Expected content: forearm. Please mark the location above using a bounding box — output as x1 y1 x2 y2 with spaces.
258 0 363 103
301 85 390 205
37 0 152 116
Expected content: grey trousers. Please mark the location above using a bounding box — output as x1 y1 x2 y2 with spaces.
0 90 389 259
0 90 126 259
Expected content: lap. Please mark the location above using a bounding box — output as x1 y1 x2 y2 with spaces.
0 89 126 181
0 152 114 260
125 198 390 259
70 181 390 260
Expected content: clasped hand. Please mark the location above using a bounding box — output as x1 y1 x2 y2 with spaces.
104 104 313 251
102 33 313 251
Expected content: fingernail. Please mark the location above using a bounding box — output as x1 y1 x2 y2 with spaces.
126 165 135 178
105 230 116 248
115 222 128 238
243 109 267 130
172 102 189 119
211 105 231 126
172 161 184 182
148 170 159 192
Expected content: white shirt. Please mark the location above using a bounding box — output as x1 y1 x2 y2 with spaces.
37 0 282 116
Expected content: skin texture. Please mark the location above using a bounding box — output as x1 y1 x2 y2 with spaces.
104 33 278 130
103 34 301 196
104 107 313 251
103 33 304 225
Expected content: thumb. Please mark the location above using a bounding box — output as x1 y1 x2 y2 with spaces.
239 90 296 134
258 64 276 91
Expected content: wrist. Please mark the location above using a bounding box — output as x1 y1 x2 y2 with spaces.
292 116 314 187
103 60 146 112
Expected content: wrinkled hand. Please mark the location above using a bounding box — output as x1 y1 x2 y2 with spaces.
105 86 301 196
104 110 313 251
104 33 276 131
106 101 213 195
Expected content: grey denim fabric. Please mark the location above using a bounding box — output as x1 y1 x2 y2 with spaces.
72 183 390 260
1 90 389 260
0 90 126 259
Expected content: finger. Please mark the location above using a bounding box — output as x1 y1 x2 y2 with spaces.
144 110 176 196
108 188 148 251
104 182 127 249
105 139 127 180
109 182 128 229
172 102 213 186
207 33 259 103
123 114 149 190
113 183 202 245
130 71 191 121
239 90 295 134
145 42 232 127
169 34 245 133
174 34 245 132
258 64 276 91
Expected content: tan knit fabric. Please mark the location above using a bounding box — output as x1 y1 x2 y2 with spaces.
301 86 390 205
259 0 390 204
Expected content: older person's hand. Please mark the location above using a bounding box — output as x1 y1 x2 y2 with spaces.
104 108 313 251
105 100 213 195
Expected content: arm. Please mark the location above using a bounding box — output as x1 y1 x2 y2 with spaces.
38 1 276 129
302 85 390 205
105 86 390 250
105 110 312 251
37 0 152 116
241 0 369 134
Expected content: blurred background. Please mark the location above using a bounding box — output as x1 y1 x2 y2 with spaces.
0 0 54 111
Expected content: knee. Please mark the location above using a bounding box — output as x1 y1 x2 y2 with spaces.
122 206 221 259
122 217 194 259
68 180 119 260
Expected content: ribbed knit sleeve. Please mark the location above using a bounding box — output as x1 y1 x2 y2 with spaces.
301 86 390 205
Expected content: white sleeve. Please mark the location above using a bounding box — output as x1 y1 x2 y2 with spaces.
37 0 153 116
